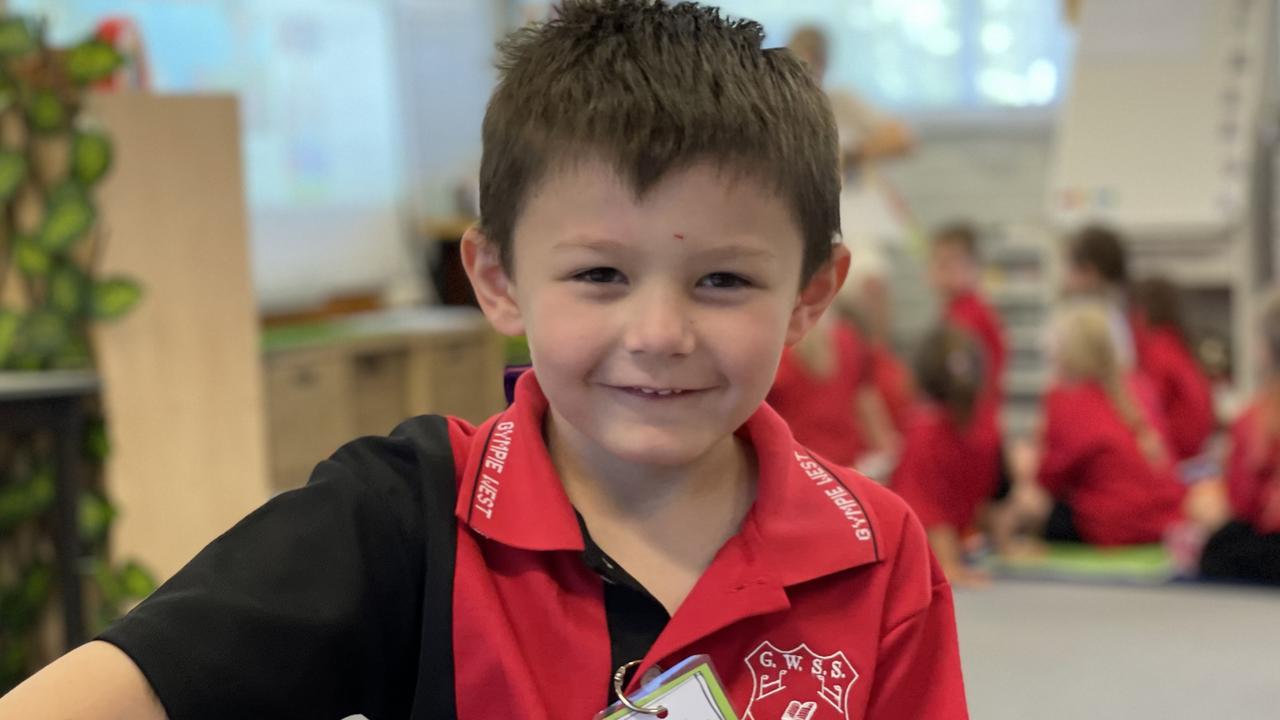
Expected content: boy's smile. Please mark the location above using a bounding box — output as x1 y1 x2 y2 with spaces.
465 158 848 473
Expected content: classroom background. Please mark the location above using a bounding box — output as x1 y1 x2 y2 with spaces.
0 0 1277 717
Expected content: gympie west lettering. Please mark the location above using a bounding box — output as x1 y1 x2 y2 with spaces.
794 451 872 541
474 420 515 520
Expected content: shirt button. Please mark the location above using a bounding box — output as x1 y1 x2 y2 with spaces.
640 665 664 685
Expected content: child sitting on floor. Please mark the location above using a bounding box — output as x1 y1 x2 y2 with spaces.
1200 292 1280 585
1032 301 1189 545
890 325 1001 585
1130 276 1217 461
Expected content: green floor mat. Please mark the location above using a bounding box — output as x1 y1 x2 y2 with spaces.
980 543 1178 585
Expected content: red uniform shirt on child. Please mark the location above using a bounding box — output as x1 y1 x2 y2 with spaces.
1225 402 1280 534
889 401 1001 532
768 322 870 466
1037 380 1187 545
945 290 1007 395
1133 324 1215 460
869 344 916 436
455 372 967 719
100 370 969 719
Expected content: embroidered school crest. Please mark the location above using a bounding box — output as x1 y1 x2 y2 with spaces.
744 641 858 720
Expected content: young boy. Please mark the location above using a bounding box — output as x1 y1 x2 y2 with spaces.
1 2 967 718
929 222 1006 396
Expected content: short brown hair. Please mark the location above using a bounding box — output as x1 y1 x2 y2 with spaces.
480 0 841 283
1132 276 1187 339
1069 224 1129 286
915 324 986 426
933 221 979 258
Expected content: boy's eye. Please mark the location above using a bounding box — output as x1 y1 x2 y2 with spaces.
698 272 752 289
571 267 625 284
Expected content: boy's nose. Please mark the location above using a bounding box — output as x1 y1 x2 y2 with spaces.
623 288 696 357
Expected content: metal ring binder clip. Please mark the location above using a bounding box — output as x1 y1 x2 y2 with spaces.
613 660 668 717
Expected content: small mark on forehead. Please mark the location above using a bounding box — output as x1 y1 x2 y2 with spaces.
673 233 685 240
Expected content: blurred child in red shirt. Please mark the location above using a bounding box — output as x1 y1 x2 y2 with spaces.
768 314 899 470
928 223 1010 513
1034 301 1189 545
930 223 1007 398
1200 293 1280 584
1131 277 1216 460
891 325 1001 585
835 249 916 440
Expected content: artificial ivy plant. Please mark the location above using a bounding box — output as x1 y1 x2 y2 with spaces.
0 15 153 692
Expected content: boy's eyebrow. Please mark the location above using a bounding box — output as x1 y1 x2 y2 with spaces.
690 243 777 261
551 237 627 253
552 237 777 260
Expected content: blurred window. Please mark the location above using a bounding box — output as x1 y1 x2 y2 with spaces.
15 0 403 209
589 0 1075 111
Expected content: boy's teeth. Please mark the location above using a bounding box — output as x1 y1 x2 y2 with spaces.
637 387 681 395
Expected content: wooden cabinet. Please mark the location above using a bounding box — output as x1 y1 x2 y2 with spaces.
263 307 505 492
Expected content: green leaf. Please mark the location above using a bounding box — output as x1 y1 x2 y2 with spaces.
72 131 112 186
85 417 110 462
79 491 117 546
0 18 36 57
89 556 122 606
0 462 56 534
0 562 53 631
0 76 17 114
18 310 69 360
0 310 20 364
91 277 142 320
66 39 123 85
14 235 49 277
0 150 26 200
48 262 89 316
49 333 90 370
26 90 67 133
0 640 28 695
117 561 156 600
0 482 36 533
28 464 54 512
37 185 94 252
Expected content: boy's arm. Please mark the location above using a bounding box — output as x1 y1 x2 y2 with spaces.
0 641 167 720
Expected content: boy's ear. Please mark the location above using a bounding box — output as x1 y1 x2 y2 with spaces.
786 244 852 345
460 226 525 336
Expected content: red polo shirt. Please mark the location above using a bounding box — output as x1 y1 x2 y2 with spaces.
945 290 1006 397
99 371 967 719
1133 324 1215 460
869 344 916 436
1037 381 1187 545
889 401 1001 532
768 322 870 466
1224 401 1280 534
458 373 966 718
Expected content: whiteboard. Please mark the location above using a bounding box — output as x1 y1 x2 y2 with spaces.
1047 0 1273 233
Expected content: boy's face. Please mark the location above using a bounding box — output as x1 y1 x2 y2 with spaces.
464 159 847 468
928 240 977 298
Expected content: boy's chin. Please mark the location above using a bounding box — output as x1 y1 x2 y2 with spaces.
598 427 723 468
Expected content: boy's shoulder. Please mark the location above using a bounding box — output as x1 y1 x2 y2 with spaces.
804 455 951 622
315 414 476 535
791 444 933 560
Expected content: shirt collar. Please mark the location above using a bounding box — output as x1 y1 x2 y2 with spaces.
455 370 882 582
